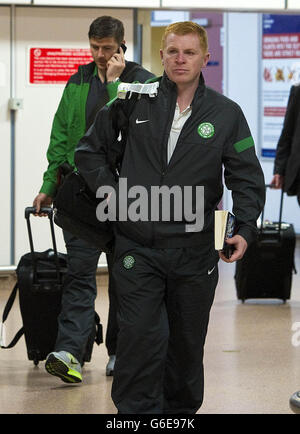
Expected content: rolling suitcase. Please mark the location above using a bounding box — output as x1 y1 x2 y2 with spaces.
235 185 296 303
1 207 102 365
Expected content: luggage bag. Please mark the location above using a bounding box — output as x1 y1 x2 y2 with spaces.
234 185 296 303
1 207 102 365
53 165 114 253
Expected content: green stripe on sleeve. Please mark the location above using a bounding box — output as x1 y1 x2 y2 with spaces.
234 136 254 153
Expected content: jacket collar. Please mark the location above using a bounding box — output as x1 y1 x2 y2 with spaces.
78 61 97 83
161 71 205 86
160 71 206 104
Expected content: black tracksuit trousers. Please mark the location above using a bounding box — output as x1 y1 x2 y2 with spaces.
111 234 219 414
55 231 118 363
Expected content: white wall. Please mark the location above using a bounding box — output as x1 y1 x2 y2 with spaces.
0 7 12 266
223 11 300 232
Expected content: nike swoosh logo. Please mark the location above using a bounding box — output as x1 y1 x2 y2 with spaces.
208 266 215 275
136 119 149 124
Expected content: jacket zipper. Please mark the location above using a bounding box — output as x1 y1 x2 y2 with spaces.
151 88 177 246
160 90 178 181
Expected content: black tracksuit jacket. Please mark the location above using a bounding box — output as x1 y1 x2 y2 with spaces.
75 73 265 249
273 83 300 195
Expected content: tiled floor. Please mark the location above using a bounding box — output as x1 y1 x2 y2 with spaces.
1 246 300 414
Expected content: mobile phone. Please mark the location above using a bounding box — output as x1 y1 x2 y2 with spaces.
118 43 127 54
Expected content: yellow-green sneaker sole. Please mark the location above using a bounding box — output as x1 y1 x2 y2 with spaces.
45 354 82 383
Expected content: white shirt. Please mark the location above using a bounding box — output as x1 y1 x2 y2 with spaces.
167 103 192 164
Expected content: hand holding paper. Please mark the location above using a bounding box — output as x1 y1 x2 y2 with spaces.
214 210 248 262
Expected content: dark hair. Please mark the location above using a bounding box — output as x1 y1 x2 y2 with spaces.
88 16 124 45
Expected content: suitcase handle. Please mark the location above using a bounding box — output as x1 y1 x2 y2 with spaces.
260 184 284 235
24 206 61 284
25 206 53 219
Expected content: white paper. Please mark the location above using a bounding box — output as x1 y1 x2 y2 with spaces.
117 82 159 99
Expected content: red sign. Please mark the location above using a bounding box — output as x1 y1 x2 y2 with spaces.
263 33 300 59
264 106 287 117
29 47 93 84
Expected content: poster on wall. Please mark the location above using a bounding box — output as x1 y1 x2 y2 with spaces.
261 14 300 158
28 47 93 84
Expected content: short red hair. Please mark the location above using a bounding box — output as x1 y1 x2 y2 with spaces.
161 21 209 53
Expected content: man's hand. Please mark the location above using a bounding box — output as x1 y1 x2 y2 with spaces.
33 193 53 216
219 234 248 263
106 46 126 82
270 174 284 189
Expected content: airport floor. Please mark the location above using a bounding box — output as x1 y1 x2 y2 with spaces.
1 243 300 415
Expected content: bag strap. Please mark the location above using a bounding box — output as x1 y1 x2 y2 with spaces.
0 282 25 349
2 282 18 323
1 327 24 349
107 93 139 178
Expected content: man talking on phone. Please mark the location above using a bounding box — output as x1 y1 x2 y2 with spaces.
32 16 154 383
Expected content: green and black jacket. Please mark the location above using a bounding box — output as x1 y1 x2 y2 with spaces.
40 60 154 197
75 73 266 248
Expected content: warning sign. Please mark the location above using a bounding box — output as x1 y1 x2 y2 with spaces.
263 33 300 59
29 47 93 84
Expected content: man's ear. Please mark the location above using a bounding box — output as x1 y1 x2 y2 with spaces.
203 52 210 67
160 49 164 64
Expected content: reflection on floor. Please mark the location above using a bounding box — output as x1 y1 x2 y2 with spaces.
1 245 300 414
